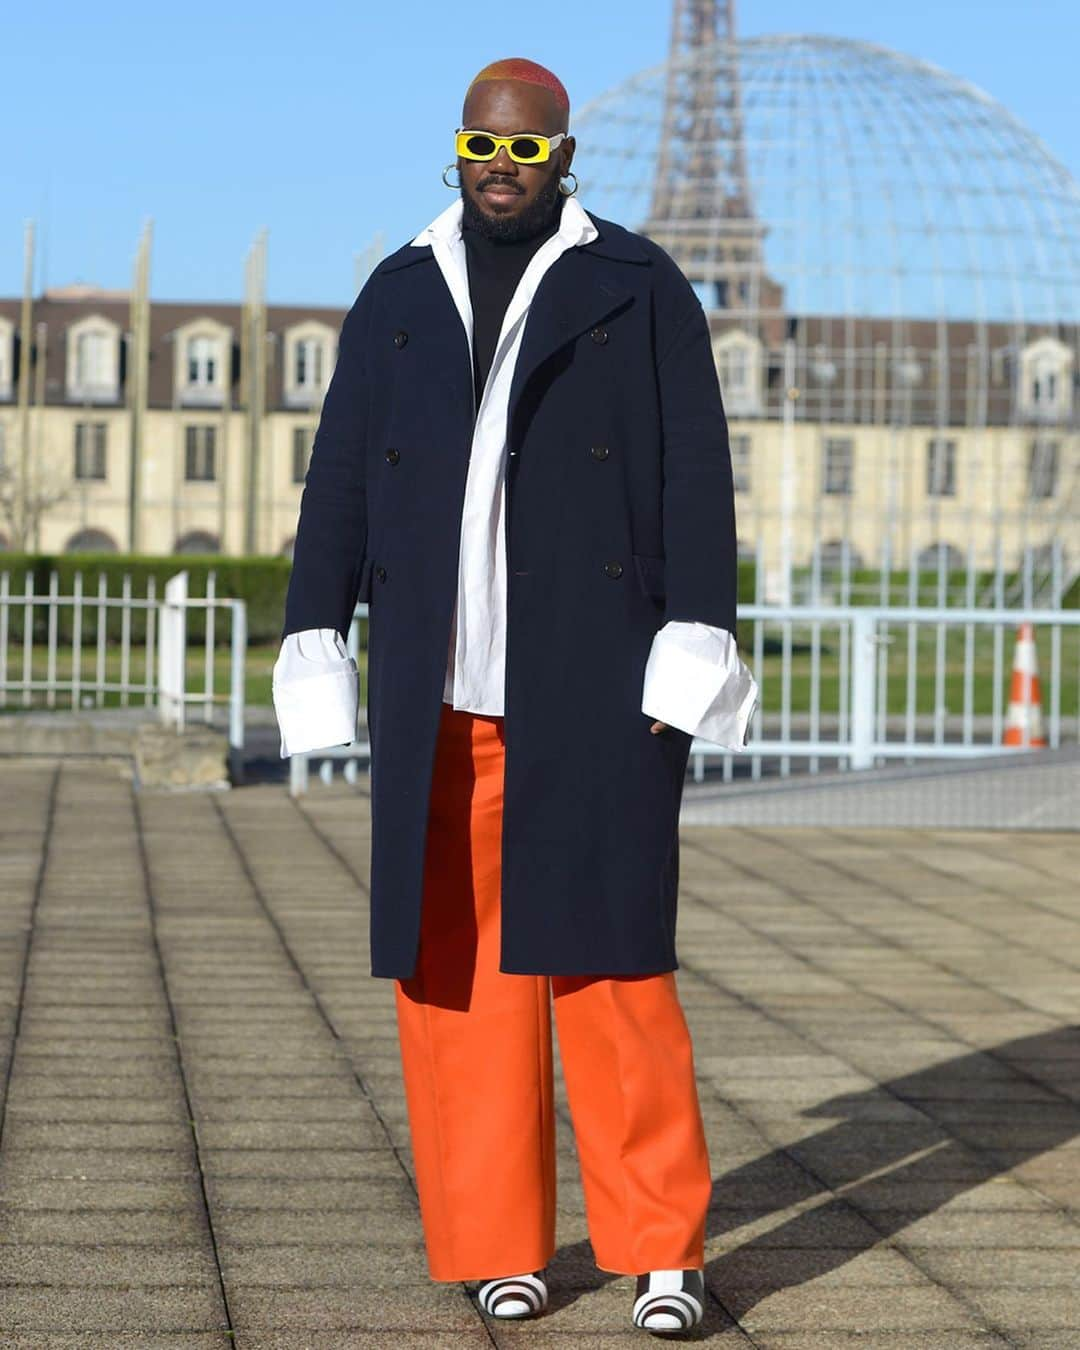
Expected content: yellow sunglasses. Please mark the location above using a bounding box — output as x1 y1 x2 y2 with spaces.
455 127 567 165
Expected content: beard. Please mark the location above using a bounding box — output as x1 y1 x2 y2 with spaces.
461 166 564 242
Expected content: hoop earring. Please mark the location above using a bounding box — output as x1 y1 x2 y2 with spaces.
442 163 461 189
558 171 579 197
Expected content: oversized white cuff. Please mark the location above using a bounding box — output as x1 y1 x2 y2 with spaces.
641 621 759 750
272 628 359 758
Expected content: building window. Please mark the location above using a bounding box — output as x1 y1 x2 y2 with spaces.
74 422 107 480
283 323 335 407
814 539 864 573
926 438 957 498
65 527 117 553
292 426 314 483
184 425 217 481
1020 337 1073 421
1033 369 1056 407
66 315 120 402
718 343 750 397
1028 438 1059 500
175 530 220 554
729 433 751 493
713 331 763 417
294 339 324 392
75 331 111 392
823 437 854 495
917 541 964 573
0 319 12 399
186 336 218 389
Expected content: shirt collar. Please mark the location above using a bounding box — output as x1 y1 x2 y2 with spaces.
410 193 598 250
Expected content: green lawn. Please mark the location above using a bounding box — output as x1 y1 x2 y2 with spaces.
0 641 369 713
747 621 1079 717
1 621 1075 720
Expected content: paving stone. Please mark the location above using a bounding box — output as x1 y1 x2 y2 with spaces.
0 1338 232 1350
907 1246 1080 1286
6 767 1079 1346
958 1288 1080 1330
0 1209 208 1245
198 1148 402 1180
0 1179 198 1210
225 1286 479 1331
234 1335 494 1349
8 1073 184 1099
205 1177 416 1211
706 1245 931 1290
194 1120 383 1150
5 1095 186 1123
211 1211 422 1245
2 1121 193 1150
749 1336 1010 1349
0 1150 197 1182
217 1241 424 1285
878 1210 1080 1248
0 1243 217 1285
0 1287 226 1333
192 1098 377 1124
727 1284 987 1332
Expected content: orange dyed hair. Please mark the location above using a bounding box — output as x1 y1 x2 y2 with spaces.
466 58 570 115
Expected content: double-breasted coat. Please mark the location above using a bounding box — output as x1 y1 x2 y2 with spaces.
281 209 738 980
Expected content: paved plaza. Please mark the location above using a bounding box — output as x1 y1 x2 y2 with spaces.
0 755 1077 1347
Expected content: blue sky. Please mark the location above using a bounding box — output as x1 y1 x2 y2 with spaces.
4 0 1078 306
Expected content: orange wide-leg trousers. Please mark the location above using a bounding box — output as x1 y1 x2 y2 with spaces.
393 703 713 1281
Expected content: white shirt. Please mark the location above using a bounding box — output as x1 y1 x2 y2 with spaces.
273 196 758 757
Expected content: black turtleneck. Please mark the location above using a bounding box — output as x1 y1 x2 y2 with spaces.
462 202 563 410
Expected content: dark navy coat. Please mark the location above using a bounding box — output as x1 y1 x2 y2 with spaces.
282 209 737 979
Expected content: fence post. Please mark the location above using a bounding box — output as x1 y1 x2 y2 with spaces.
228 600 247 785
850 609 877 770
158 571 188 731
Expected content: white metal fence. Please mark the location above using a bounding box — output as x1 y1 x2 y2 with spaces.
289 597 1079 793
0 567 247 777
692 602 1080 782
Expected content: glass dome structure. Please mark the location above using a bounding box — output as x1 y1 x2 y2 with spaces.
575 36 1080 326
572 36 1079 598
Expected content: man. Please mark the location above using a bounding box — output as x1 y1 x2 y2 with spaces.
273 56 758 1335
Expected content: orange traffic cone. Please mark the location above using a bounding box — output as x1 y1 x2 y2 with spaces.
1003 622 1047 748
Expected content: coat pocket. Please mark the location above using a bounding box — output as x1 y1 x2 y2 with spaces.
354 556 375 603
632 553 666 602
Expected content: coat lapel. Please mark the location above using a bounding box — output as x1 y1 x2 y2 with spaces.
506 244 638 432
380 210 650 443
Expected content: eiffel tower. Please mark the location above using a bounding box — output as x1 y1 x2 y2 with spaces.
642 0 781 320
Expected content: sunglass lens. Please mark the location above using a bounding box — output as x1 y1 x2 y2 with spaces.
510 138 542 161
464 134 495 158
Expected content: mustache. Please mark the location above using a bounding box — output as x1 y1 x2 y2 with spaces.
476 176 524 193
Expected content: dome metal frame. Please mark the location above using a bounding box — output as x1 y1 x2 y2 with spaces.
573 35 1079 603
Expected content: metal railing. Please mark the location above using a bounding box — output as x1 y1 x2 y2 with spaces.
0 567 246 778
691 602 1080 782
290 598 1079 793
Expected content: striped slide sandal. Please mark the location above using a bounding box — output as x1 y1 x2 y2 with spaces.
632 1268 705 1335
476 1269 548 1319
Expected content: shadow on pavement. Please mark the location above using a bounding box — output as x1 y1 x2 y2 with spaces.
545 1026 1080 1338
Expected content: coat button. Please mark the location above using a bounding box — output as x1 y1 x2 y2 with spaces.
590 325 608 345
385 447 400 464
590 445 609 461
375 565 387 582
393 330 408 348
603 560 623 579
